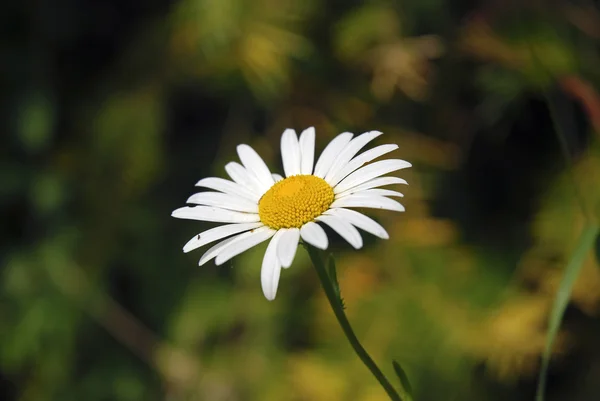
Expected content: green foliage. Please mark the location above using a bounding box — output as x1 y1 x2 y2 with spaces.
91 87 165 196
334 4 400 60
169 0 315 99
536 223 599 401
4 1 600 401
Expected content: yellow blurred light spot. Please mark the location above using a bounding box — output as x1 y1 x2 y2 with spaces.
259 175 334 229
396 218 458 246
469 297 566 381
360 385 395 401
338 255 379 306
288 355 347 401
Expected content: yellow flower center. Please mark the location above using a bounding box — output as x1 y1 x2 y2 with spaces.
258 175 334 229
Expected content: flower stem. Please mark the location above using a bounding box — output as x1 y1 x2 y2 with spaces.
306 245 403 401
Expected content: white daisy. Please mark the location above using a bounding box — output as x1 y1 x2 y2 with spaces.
172 128 411 300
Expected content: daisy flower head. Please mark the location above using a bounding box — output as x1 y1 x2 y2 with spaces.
172 128 411 300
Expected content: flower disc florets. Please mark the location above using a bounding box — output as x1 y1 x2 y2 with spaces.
258 175 334 229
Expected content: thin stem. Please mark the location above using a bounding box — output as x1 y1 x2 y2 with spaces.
544 91 595 223
525 42 595 223
306 245 402 401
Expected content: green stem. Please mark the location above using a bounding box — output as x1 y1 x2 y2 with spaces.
306 245 402 401
543 91 595 223
525 41 594 223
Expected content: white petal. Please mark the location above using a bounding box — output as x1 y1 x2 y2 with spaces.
172 206 260 223
325 208 388 239
336 188 403 199
313 132 354 178
186 192 258 213
199 234 241 266
327 144 398 187
195 177 259 202
197 227 270 266
237 144 275 189
261 231 284 301
214 227 276 265
316 215 363 249
336 176 408 198
225 162 266 197
272 173 284 182
281 129 301 177
330 195 405 212
299 127 315 175
183 222 263 253
300 222 329 250
324 130 383 183
334 159 412 194
276 228 300 268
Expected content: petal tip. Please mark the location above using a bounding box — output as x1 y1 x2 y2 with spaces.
302 126 315 135
282 128 297 137
236 144 252 157
171 207 186 218
215 254 230 266
278 248 296 268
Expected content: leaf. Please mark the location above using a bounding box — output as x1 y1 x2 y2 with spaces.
536 223 600 401
327 254 345 309
392 360 413 399
334 4 400 59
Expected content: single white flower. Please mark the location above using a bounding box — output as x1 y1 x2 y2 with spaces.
172 128 411 300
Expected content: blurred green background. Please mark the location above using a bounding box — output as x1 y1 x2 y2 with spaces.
3 0 600 400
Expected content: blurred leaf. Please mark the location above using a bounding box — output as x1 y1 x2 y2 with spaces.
169 0 314 99
334 4 400 59
525 38 577 87
18 92 54 153
536 223 600 401
365 36 444 101
392 360 413 400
